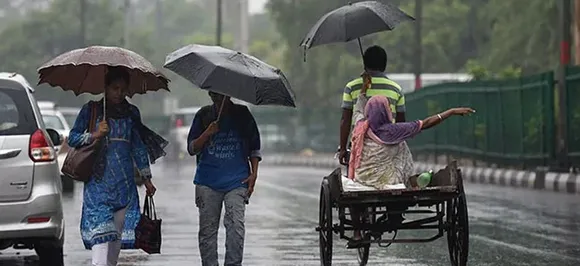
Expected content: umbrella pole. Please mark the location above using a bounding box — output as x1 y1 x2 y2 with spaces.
208 96 227 147
216 96 227 122
357 38 364 58
103 91 106 119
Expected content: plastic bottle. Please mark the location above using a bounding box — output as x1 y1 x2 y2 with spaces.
417 170 433 188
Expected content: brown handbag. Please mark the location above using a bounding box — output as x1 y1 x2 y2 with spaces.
61 102 103 182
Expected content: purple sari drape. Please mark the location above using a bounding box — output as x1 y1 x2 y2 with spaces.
348 96 422 179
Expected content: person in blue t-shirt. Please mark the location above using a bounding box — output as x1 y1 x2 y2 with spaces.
187 91 261 266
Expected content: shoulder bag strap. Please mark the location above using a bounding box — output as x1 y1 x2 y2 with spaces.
143 195 150 217
148 195 158 220
87 102 97 133
142 195 157 220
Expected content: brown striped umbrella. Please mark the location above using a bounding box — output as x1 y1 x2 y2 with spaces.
37 46 170 97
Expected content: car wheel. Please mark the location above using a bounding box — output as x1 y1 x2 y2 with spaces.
34 239 64 266
61 175 74 193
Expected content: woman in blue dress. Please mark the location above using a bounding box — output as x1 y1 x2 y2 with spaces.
67 66 167 266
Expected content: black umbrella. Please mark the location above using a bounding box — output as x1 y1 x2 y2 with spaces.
163 44 296 108
299 1 414 58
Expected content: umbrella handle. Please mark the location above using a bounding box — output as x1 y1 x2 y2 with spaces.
209 96 227 148
103 91 106 120
103 66 107 120
216 96 227 122
357 38 364 58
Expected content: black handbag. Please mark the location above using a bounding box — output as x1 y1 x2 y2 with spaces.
61 102 102 182
135 195 162 254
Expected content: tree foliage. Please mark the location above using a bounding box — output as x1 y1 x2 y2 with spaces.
267 0 562 107
0 0 282 114
0 0 130 107
0 0 565 114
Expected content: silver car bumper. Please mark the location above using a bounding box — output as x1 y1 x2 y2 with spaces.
0 165 64 241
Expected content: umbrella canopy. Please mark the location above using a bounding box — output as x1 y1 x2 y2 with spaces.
299 1 414 51
37 46 170 97
164 44 296 107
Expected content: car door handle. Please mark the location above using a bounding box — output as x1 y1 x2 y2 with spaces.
0 148 21 159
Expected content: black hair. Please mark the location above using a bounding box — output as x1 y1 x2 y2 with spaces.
363 45 387 72
104 66 130 87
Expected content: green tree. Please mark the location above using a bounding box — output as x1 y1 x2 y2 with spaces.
266 0 486 107
481 0 559 74
267 0 560 109
267 0 364 107
0 0 136 107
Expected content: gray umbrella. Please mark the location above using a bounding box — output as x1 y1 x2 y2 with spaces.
163 44 296 108
300 1 414 56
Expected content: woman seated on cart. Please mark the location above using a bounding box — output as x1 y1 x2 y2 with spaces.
347 94 473 239
347 95 474 189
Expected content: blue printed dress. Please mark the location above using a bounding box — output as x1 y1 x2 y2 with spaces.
68 102 151 250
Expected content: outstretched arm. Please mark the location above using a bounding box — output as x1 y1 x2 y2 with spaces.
421 108 475 130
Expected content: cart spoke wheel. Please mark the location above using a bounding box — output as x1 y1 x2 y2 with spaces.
447 191 469 266
319 180 333 266
357 234 370 266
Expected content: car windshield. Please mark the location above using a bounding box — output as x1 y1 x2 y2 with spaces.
0 88 36 135
43 115 65 130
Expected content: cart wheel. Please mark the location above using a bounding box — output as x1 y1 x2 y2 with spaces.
357 237 369 266
446 191 469 266
319 179 333 266
357 209 371 266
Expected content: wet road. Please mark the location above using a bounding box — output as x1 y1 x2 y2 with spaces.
1 163 579 265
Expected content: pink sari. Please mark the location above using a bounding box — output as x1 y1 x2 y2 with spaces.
348 96 422 179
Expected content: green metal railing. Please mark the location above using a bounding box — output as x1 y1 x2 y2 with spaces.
137 66 580 169
405 72 556 168
251 106 340 153
565 66 580 166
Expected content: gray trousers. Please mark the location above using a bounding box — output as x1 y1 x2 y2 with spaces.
195 185 247 266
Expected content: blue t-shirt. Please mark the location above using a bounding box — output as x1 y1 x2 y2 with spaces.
189 115 250 192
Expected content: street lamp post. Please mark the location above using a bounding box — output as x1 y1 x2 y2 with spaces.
124 0 131 48
216 0 223 46
556 0 571 171
79 0 86 47
414 0 422 90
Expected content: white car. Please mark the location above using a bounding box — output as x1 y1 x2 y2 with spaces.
39 109 70 143
0 73 65 265
57 106 80 130
38 102 74 192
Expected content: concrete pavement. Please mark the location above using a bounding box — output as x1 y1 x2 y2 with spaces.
0 163 579 265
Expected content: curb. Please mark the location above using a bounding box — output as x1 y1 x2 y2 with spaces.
264 155 580 195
